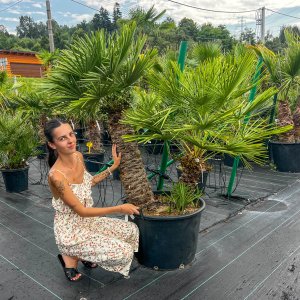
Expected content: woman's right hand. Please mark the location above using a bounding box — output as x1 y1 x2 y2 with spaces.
119 203 140 215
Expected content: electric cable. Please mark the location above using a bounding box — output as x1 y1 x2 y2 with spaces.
0 0 23 13
266 7 300 20
166 0 257 14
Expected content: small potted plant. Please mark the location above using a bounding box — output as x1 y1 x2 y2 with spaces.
0 111 39 192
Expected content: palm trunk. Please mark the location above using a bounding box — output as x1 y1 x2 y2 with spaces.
278 99 295 143
293 96 300 142
179 153 208 188
108 112 154 206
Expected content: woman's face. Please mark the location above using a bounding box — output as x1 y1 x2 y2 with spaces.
48 123 77 155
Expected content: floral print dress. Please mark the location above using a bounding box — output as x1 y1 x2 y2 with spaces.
50 169 139 276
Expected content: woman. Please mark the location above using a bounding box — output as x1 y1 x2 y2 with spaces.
44 118 140 282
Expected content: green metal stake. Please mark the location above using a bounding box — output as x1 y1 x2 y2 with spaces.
269 93 278 124
226 57 263 197
156 41 188 191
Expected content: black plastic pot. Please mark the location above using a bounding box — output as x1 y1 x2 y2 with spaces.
269 141 300 172
134 197 205 270
1 166 29 193
223 154 244 168
176 166 209 192
75 128 85 144
36 143 47 159
83 152 105 172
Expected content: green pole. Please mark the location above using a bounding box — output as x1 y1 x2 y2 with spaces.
156 41 188 191
269 93 278 124
226 57 263 197
178 41 188 72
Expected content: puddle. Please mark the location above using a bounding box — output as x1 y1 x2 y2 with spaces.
247 200 287 212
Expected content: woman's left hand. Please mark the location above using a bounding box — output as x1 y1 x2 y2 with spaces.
111 144 121 170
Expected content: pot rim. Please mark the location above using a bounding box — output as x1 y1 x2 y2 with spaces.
135 198 206 221
269 140 300 146
0 165 29 172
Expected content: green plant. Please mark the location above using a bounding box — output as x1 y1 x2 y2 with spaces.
0 111 39 169
123 51 291 187
165 182 202 214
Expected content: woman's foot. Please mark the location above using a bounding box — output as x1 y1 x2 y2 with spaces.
57 254 82 282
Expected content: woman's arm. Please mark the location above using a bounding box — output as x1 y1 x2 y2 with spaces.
49 172 139 217
90 144 121 186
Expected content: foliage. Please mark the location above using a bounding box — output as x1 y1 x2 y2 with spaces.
0 111 39 169
123 51 291 169
43 23 158 115
164 182 202 214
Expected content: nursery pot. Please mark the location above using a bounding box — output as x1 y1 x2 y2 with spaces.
269 141 300 172
134 196 205 270
83 152 105 172
223 154 244 168
1 166 29 193
75 128 85 144
36 143 47 159
176 166 209 192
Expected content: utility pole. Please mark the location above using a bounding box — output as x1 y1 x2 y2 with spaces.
261 6 265 44
240 16 244 41
46 0 55 52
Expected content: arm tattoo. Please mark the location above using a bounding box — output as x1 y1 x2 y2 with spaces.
52 178 65 198
92 169 111 186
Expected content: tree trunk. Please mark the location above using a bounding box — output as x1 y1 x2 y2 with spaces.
108 112 154 206
179 153 208 188
293 96 300 142
278 99 295 143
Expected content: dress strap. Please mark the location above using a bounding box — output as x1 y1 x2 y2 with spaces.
49 169 71 185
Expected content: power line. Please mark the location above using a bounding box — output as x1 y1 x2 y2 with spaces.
266 8 300 20
69 0 100 12
0 0 23 13
166 0 257 14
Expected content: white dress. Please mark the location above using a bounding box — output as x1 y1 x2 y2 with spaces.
51 169 139 276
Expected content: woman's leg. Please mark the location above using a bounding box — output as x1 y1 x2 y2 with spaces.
92 217 139 252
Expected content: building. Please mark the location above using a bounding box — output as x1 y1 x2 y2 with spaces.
0 50 43 78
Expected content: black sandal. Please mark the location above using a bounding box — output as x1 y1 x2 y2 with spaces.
81 260 98 269
57 254 82 282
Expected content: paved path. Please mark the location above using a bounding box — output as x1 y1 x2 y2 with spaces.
1 173 300 299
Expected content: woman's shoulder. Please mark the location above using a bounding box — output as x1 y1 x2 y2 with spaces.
48 168 67 184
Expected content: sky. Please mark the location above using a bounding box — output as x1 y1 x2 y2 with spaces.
0 0 300 38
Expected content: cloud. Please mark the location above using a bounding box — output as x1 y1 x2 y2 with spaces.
32 3 43 9
0 17 19 22
58 11 93 23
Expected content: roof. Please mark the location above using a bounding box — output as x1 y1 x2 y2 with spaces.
0 49 37 56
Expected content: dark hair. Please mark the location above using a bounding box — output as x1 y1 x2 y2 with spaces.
44 118 69 167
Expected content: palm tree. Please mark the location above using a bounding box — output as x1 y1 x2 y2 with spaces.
122 51 291 187
37 49 60 72
250 29 300 142
43 23 157 206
